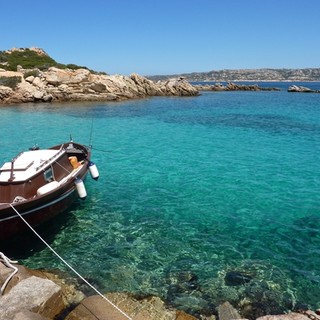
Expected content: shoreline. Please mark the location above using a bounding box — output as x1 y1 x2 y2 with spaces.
2 66 320 106
0 259 318 320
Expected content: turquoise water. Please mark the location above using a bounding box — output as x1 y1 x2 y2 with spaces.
1 85 320 317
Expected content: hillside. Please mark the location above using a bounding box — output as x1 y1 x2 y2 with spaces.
0 47 98 73
148 68 320 82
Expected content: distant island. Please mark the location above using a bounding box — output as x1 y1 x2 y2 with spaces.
148 68 320 82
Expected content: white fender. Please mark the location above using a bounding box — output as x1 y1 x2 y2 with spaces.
88 161 99 180
37 181 60 196
75 178 87 199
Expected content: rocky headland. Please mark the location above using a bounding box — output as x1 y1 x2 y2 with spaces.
0 67 199 105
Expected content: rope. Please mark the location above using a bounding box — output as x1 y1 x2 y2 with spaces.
9 204 132 320
0 252 18 295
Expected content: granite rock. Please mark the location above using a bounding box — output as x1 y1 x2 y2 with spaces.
0 68 198 104
0 275 64 320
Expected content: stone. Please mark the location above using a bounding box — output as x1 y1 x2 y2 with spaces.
25 75 35 83
33 90 44 100
176 310 198 319
0 263 33 295
288 85 314 92
217 301 243 320
90 82 107 93
0 85 13 101
13 310 50 320
256 312 311 319
224 271 252 286
66 293 178 320
65 295 133 320
32 76 46 88
0 275 65 320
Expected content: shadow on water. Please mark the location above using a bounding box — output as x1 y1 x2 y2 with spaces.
0 203 80 259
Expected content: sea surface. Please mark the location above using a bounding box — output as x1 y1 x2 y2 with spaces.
1 82 320 318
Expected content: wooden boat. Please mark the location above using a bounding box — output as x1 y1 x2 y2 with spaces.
0 140 99 241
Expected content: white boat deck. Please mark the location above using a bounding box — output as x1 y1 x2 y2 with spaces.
0 148 64 182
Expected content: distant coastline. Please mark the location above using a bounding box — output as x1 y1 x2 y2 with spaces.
148 68 320 82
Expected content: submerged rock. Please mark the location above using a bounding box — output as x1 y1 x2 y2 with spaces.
224 271 253 286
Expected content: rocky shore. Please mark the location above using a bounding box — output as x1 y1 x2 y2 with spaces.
2 66 319 106
1 258 319 320
287 85 320 93
0 67 199 105
194 82 281 92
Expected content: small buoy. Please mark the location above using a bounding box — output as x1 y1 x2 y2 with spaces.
75 178 87 199
88 161 99 180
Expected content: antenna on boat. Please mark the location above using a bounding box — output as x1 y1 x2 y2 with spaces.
89 117 94 149
70 134 73 142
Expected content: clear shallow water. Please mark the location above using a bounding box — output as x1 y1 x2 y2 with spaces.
1 85 320 317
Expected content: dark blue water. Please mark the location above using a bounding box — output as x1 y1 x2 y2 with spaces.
1 84 319 317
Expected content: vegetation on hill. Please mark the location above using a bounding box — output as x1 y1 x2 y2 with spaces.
0 76 21 89
0 48 105 74
0 49 57 71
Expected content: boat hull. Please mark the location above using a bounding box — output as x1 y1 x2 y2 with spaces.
0 142 91 242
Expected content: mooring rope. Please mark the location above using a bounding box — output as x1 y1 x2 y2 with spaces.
0 252 18 295
9 204 132 320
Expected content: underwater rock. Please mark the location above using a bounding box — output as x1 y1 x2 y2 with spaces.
165 270 212 316
224 271 253 286
166 270 201 293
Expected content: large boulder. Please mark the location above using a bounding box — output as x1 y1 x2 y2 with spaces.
130 73 163 96
0 85 14 101
288 85 314 92
44 67 90 86
161 77 199 96
0 276 65 320
65 292 179 320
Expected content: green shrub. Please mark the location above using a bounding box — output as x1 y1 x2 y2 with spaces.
0 76 22 89
23 70 40 78
0 49 57 71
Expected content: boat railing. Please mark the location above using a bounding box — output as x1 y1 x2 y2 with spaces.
35 144 65 172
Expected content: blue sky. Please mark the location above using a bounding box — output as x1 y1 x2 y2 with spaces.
1 0 319 75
